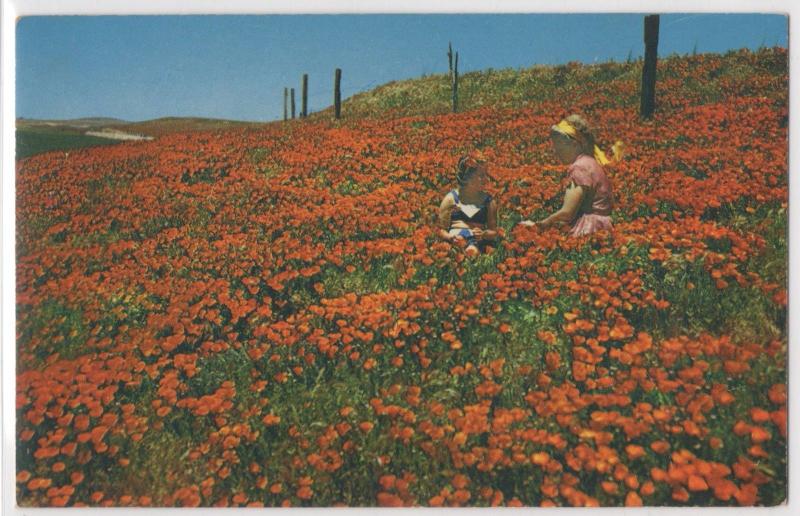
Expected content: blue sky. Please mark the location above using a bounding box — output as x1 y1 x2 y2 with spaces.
16 14 788 122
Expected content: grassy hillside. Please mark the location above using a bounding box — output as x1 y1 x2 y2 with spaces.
311 48 786 120
113 117 263 137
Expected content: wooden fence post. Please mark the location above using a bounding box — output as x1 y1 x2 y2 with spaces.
291 88 296 119
640 14 660 119
453 51 459 113
283 87 288 121
448 42 459 113
302 74 308 118
334 68 342 119
448 43 453 85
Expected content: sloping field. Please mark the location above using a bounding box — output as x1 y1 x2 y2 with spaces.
15 47 787 507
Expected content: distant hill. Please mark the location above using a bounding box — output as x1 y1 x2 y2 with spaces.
15 116 271 159
16 125 124 159
17 116 265 136
17 117 129 129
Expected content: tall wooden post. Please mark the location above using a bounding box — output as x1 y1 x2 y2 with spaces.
448 42 459 113
334 68 342 119
290 88 296 119
640 14 659 119
453 51 459 113
283 87 288 121
301 74 308 118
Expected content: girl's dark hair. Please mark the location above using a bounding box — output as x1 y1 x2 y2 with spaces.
455 154 485 187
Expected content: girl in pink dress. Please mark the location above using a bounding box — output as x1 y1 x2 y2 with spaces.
518 114 614 237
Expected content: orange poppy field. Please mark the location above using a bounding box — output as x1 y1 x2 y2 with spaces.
15 48 787 507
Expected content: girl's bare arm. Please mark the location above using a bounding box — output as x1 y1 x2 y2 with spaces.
538 182 585 228
479 200 499 240
437 193 456 240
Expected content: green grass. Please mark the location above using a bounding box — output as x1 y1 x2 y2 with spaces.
16 299 88 369
309 47 785 121
16 127 121 159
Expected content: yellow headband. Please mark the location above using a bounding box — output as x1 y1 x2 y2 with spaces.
552 119 614 166
553 119 580 140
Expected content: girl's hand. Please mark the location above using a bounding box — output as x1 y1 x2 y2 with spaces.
471 227 484 238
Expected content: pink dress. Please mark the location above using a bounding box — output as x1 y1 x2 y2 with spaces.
565 154 614 237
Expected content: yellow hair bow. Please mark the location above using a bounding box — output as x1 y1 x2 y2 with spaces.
552 119 623 166
553 119 579 139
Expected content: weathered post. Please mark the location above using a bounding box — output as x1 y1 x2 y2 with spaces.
301 74 308 118
448 43 453 82
283 87 288 121
291 88 296 119
448 42 459 113
453 51 459 113
334 68 342 119
640 14 659 119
